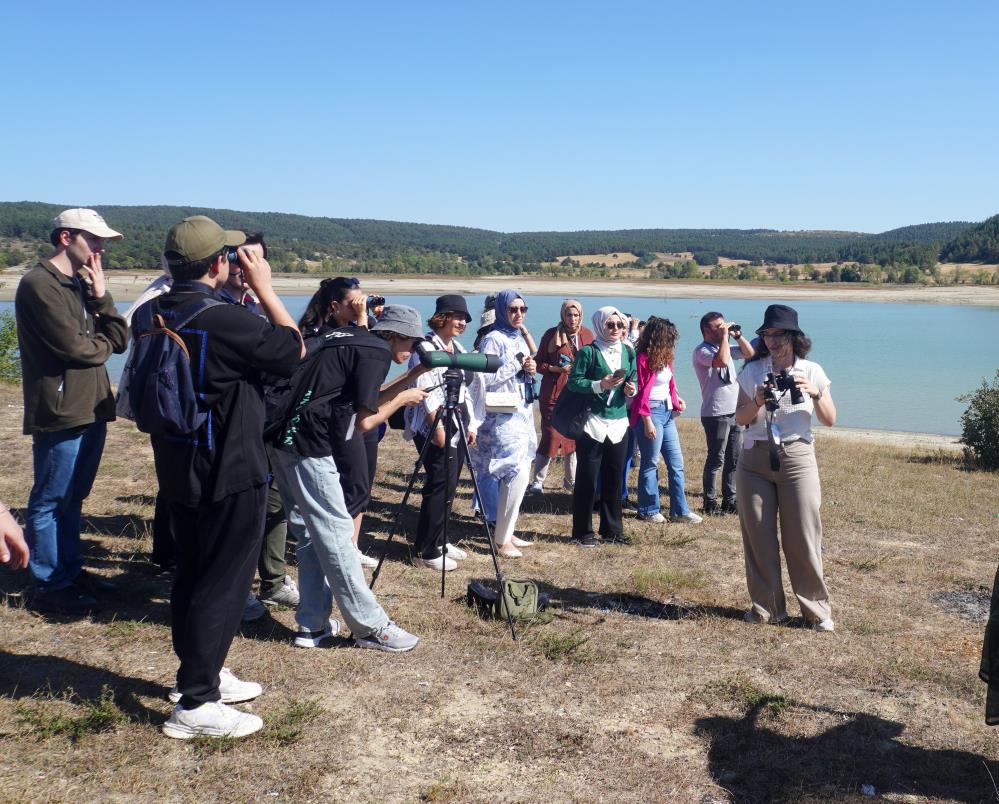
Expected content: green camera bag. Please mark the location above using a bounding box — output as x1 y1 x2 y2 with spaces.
467 579 541 620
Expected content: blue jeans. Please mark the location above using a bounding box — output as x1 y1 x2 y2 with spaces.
635 403 690 517
269 448 388 636
25 422 107 591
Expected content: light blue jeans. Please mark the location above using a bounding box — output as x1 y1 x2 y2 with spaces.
269 448 388 637
635 402 690 518
26 422 106 590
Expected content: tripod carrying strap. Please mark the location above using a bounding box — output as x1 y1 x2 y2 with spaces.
766 410 781 472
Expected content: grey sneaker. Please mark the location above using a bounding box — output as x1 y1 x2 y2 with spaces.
355 621 420 653
527 480 544 494
169 667 262 704
669 512 703 524
261 576 299 608
294 618 341 648
162 701 263 740
242 593 266 622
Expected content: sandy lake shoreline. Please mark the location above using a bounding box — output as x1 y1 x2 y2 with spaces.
3 270 999 307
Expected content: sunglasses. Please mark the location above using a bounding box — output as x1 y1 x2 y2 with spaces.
508 305 528 314
605 321 626 330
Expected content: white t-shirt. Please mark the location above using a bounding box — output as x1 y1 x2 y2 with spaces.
648 365 673 407
737 358 831 447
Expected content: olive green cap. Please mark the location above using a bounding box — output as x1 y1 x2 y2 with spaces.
164 215 245 264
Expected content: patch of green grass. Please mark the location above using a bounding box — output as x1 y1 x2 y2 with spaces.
192 735 240 755
632 565 707 598
421 777 473 802
849 551 898 573
16 685 125 742
105 618 151 638
268 698 321 746
701 678 791 717
661 533 698 548
530 629 591 662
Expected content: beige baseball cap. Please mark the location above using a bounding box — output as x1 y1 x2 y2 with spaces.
164 215 246 264
51 208 124 240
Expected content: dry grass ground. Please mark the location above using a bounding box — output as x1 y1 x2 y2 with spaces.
1 381 998 802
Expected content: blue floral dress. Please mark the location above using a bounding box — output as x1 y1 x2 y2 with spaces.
469 329 538 484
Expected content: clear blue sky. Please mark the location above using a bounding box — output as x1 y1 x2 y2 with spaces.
3 1 997 233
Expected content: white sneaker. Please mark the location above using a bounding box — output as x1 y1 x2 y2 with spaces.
638 512 667 524
294 618 341 648
814 618 835 632
527 481 544 494
242 593 266 622
356 548 379 569
419 554 458 572
169 667 262 704
442 543 467 560
510 535 533 548
162 701 263 740
669 512 703 524
355 621 420 653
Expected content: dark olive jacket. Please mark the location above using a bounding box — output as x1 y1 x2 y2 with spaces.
15 260 128 434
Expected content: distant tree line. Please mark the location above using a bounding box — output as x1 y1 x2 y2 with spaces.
0 202 994 281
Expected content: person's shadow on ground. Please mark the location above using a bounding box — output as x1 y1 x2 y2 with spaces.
0 651 167 726
695 699 999 802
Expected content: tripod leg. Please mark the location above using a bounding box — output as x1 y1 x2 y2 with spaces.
454 414 518 641
440 409 455 599
369 406 443 591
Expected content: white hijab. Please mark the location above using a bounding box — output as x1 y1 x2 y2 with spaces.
592 305 625 354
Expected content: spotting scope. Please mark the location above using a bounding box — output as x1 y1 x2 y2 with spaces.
415 340 500 373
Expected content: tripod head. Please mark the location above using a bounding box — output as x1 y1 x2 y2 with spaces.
442 367 464 410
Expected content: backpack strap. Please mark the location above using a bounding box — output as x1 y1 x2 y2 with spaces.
134 296 225 360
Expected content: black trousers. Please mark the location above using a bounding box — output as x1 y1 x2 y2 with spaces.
573 432 628 539
169 483 267 708
701 414 742 507
152 491 174 569
413 433 461 559
332 429 379 518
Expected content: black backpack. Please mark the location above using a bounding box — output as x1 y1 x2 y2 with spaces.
263 328 383 444
117 296 224 436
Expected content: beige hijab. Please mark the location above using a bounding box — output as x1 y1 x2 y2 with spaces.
555 298 583 349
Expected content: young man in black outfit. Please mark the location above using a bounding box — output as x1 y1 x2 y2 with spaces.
145 216 304 740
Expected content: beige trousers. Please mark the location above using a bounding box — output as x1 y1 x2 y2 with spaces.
736 440 831 623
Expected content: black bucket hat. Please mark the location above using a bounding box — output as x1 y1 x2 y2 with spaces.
755 304 802 335
434 294 471 322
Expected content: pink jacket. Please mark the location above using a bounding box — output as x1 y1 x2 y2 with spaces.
629 352 682 427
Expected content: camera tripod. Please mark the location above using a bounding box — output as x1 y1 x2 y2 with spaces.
369 368 518 641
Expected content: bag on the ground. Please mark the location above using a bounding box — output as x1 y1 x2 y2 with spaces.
467 579 544 620
117 296 224 436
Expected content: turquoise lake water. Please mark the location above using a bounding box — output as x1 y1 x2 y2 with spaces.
4 293 997 436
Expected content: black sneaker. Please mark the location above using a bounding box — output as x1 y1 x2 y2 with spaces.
721 500 739 515
702 500 721 516
75 569 117 594
28 586 99 616
572 534 600 548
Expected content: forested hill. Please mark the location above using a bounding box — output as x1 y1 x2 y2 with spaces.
939 214 999 263
0 201 978 274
